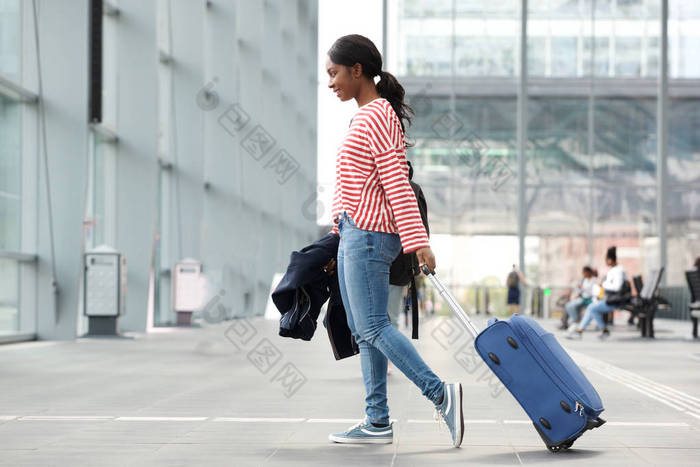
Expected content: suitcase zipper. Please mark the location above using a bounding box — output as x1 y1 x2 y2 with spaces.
509 323 593 416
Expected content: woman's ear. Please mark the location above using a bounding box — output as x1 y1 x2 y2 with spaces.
351 62 363 79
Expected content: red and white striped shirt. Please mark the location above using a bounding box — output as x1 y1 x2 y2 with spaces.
328 97 430 254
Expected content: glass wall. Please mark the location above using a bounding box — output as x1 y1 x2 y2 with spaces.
0 0 23 335
667 1 700 284
391 0 700 294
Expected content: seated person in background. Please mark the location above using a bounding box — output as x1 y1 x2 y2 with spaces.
560 266 595 330
567 247 627 340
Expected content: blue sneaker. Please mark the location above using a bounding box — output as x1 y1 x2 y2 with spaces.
434 382 464 447
328 417 393 444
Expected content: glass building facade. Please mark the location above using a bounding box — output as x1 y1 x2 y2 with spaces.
386 0 700 289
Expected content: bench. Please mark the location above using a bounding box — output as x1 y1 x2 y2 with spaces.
685 269 700 339
619 275 644 325
629 268 665 338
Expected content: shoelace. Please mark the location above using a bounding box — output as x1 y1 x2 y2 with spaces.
433 407 446 432
345 414 368 433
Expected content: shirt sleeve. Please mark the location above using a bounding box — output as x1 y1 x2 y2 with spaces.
603 266 624 292
329 221 339 236
364 110 430 254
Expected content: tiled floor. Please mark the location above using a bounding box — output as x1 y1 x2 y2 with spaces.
0 314 698 466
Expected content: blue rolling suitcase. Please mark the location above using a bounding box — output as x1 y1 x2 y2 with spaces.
422 266 606 452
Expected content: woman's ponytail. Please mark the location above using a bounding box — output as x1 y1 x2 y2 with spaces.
375 70 415 146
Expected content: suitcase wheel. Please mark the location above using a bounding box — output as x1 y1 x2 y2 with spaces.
547 440 574 453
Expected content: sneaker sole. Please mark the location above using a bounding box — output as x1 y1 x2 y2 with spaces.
328 434 393 444
454 383 464 448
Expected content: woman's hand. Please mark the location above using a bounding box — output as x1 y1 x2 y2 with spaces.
323 258 337 276
415 246 436 273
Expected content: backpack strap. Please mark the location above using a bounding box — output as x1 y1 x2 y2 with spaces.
410 276 419 339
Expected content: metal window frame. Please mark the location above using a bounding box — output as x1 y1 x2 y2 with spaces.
0 75 38 103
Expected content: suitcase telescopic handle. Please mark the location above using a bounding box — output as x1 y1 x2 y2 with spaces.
421 265 480 339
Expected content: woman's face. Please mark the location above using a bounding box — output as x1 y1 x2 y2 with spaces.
326 55 356 102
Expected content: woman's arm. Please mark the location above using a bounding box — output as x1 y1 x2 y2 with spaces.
364 112 430 254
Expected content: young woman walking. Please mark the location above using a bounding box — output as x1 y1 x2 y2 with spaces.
325 34 463 448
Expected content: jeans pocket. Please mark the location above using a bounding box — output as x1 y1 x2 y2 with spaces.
343 229 373 259
380 233 402 262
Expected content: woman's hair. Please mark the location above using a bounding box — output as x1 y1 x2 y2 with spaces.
327 34 415 147
606 246 617 263
582 266 593 275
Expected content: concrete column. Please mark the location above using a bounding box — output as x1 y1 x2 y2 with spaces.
114 0 159 332
33 0 89 340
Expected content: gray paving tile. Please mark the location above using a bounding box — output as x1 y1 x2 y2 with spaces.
0 316 698 466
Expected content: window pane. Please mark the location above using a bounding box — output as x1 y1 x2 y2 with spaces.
0 95 21 251
594 98 656 184
670 0 700 78
668 99 700 185
527 98 589 184
405 35 452 77
582 37 610 77
0 0 20 80
551 36 577 77
615 37 642 77
456 36 515 76
0 258 19 334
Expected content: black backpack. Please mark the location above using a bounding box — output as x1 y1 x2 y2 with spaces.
389 161 429 339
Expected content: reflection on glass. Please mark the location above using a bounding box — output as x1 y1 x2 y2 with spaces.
668 99 700 184
594 98 656 184
527 98 588 183
615 37 642 77
582 37 609 77
551 37 577 77
670 0 700 78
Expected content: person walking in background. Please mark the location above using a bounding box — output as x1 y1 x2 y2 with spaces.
567 247 628 340
506 264 527 315
324 34 463 448
559 266 595 330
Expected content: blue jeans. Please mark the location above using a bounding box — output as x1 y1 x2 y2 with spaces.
565 297 590 323
336 211 444 425
579 299 616 331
